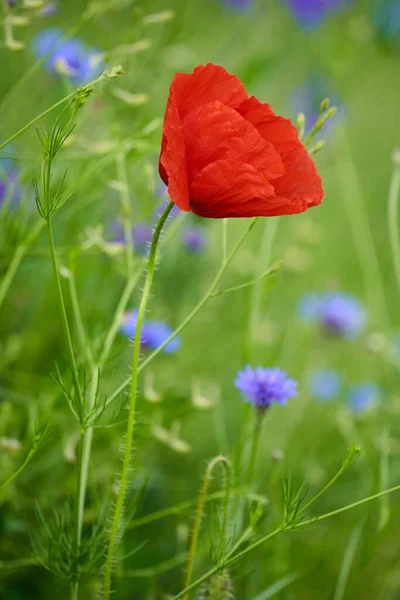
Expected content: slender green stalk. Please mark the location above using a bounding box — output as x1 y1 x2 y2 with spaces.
128 488 267 530
388 164 400 295
247 411 264 489
67 272 95 368
116 152 134 275
46 219 84 408
0 219 44 312
103 201 174 600
104 218 259 409
184 456 232 600
173 482 400 600
0 71 106 151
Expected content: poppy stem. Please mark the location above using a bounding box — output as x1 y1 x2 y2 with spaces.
103 200 174 600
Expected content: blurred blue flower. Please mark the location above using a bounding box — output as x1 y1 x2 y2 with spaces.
114 223 154 256
0 168 22 209
41 3 58 15
309 369 341 401
298 292 366 338
371 0 400 43
121 310 181 354
292 75 340 135
33 28 103 84
222 0 254 10
182 226 207 253
348 383 380 413
285 0 353 28
234 366 298 408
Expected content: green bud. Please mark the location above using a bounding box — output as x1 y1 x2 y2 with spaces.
320 98 330 113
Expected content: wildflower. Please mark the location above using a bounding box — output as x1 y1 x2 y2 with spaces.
159 63 323 218
348 384 380 413
0 168 22 208
371 0 400 43
298 292 366 338
32 28 103 84
309 369 341 401
121 310 181 353
234 366 298 408
41 3 58 15
114 222 153 255
284 0 353 29
182 226 206 253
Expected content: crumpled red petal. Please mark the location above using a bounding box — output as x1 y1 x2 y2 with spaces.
169 63 248 120
236 96 324 211
159 89 190 211
182 100 285 183
189 160 276 218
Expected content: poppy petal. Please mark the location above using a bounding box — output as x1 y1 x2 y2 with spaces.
189 160 276 218
159 89 190 211
182 101 285 184
169 63 248 120
237 96 324 208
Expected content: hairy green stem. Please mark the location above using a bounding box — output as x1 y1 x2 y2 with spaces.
184 456 232 599
388 164 400 295
104 218 259 410
103 200 174 600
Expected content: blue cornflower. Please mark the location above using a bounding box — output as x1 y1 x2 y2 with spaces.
182 226 207 253
33 28 103 84
348 384 380 413
234 366 298 408
309 369 341 401
0 168 22 209
114 223 154 256
121 310 181 354
285 0 353 28
298 292 366 338
41 3 58 15
371 0 400 43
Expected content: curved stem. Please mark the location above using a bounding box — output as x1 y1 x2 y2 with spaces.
103 200 174 600
388 165 400 295
104 218 259 409
184 456 232 600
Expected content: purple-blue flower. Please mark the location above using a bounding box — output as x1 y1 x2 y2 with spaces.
298 292 366 338
234 366 298 408
33 28 103 84
348 384 380 413
285 0 353 28
0 168 22 209
182 226 206 253
371 0 400 43
114 223 154 256
41 3 58 16
121 310 181 354
309 369 341 401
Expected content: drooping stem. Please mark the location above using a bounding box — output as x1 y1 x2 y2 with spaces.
388 162 400 296
103 200 174 600
184 456 232 600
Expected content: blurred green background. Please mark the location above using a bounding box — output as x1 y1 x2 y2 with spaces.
1 0 400 598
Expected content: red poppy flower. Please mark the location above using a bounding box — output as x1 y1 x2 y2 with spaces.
159 63 324 219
